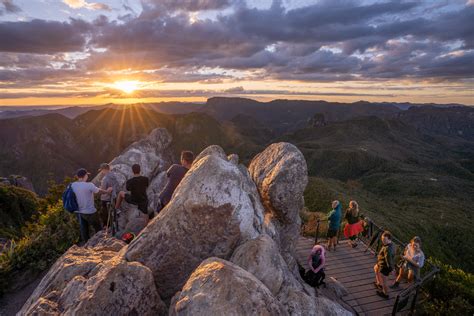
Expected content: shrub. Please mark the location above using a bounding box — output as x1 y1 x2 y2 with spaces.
0 201 79 296
0 185 40 238
419 259 474 315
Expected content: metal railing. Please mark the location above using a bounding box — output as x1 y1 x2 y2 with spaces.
306 213 439 315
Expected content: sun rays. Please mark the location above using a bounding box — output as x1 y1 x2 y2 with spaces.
112 80 142 94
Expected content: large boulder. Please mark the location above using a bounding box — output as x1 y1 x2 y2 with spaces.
92 128 174 236
107 128 173 188
19 245 118 314
169 257 287 316
248 142 308 265
23 257 167 316
192 144 227 166
230 234 338 316
230 234 287 296
20 237 167 316
125 150 265 300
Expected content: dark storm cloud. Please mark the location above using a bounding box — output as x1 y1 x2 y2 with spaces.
0 19 90 53
1 0 473 90
0 0 21 15
143 0 233 12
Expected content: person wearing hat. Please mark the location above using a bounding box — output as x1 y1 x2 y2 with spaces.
98 163 118 227
72 168 112 242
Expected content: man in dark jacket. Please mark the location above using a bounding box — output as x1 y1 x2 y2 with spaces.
374 231 395 299
156 151 194 213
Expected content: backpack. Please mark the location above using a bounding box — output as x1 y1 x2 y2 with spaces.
311 251 321 269
62 184 79 213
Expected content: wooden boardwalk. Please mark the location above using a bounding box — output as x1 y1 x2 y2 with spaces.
296 236 409 316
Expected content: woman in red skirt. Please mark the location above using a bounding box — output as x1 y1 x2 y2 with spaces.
344 200 364 247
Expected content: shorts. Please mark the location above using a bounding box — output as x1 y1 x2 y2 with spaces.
124 193 148 214
379 265 393 276
327 228 338 238
404 261 421 280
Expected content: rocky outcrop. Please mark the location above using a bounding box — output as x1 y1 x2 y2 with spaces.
192 144 227 165
169 257 287 316
248 142 308 267
230 234 322 315
0 175 35 193
125 147 265 300
230 234 287 296
92 128 174 236
22 142 350 316
19 234 167 316
107 128 173 187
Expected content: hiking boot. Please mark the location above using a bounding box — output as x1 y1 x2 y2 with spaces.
390 282 400 289
373 282 382 290
376 290 389 299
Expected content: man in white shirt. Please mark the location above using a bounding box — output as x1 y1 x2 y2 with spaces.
72 168 111 242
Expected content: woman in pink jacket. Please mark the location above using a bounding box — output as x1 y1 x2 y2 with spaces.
305 244 326 287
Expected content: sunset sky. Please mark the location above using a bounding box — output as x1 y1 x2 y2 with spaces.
0 0 473 106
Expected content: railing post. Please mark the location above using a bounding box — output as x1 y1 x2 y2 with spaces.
410 286 419 315
314 219 320 244
392 294 400 316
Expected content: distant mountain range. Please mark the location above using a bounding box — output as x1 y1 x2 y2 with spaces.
0 97 473 272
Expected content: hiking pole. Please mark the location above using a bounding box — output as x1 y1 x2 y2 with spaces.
105 202 111 238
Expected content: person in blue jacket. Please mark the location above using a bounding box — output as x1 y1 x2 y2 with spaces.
326 200 342 251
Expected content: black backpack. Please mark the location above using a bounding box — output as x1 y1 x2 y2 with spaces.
311 251 322 269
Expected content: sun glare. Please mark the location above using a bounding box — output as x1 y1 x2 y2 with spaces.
113 80 141 94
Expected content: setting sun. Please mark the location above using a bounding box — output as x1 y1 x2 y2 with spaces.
113 80 141 94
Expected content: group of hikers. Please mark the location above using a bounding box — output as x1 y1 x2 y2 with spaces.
304 200 425 300
69 150 194 243
67 152 425 302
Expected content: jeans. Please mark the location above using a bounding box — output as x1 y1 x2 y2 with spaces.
78 213 102 242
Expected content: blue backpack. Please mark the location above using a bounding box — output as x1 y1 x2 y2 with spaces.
62 184 78 213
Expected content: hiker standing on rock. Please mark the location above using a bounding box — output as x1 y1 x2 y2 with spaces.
326 200 342 251
374 230 395 299
72 168 112 242
115 164 149 216
98 163 118 227
156 151 194 213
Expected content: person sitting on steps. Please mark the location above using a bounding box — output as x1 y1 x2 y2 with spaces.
115 164 149 216
305 243 326 288
391 236 425 289
326 200 342 251
156 150 194 213
374 230 396 299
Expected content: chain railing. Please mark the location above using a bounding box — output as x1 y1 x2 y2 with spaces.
306 212 439 315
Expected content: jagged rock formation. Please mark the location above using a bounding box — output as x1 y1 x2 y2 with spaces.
19 232 168 315
20 135 350 316
0 175 35 193
169 257 287 315
309 113 327 128
92 128 174 235
126 149 265 300
248 142 308 269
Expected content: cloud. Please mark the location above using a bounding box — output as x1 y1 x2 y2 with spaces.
0 0 21 15
63 0 110 11
0 0 473 95
142 0 232 12
0 19 90 53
